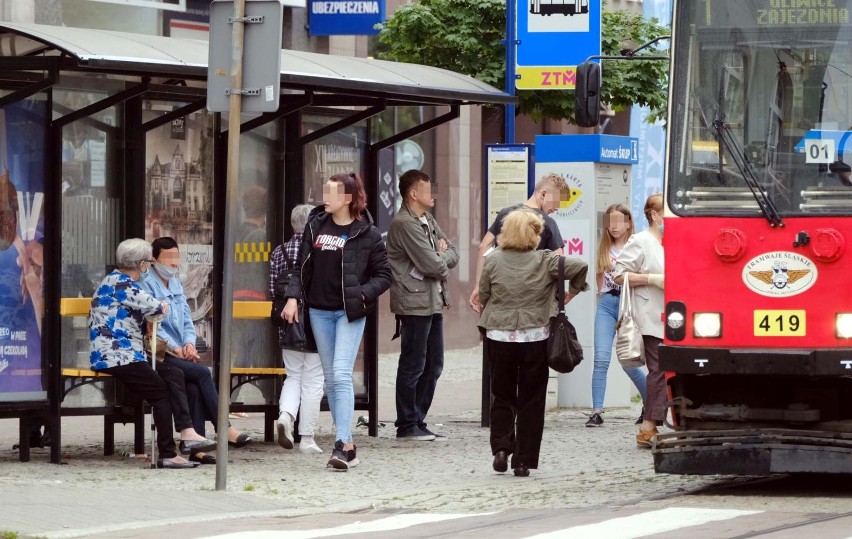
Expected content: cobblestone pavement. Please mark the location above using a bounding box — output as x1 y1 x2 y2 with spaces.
2 346 852 538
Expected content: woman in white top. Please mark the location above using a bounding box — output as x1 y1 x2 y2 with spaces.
585 204 647 428
614 193 665 448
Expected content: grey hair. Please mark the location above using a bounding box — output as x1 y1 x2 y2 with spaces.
116 238 152 270
290 204 314 233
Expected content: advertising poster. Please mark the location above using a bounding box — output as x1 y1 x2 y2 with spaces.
144 108 215 366
0 99 46 402
302 116 366 206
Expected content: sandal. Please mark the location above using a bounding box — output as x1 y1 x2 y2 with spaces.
228 433 254 448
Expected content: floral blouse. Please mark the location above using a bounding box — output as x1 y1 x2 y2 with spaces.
486 326 550 343
89 270 164 370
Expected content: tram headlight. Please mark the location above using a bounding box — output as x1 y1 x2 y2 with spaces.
836 314 852 339
693 312 722 338
665 302 687 341
667 312 685 329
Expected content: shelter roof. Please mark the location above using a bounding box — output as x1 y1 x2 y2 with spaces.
0 22 513 106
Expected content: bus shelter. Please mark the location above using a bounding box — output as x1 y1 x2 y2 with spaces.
0 22 512 463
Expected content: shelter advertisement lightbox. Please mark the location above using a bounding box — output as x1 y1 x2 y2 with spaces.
0 100 46 403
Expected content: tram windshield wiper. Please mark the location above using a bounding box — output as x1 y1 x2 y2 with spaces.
712 116 783 227
712 75 784 227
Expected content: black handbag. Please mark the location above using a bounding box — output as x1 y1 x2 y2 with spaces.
271 266 316 352
271 268 297 328
280 302 308 350
547 256 584 374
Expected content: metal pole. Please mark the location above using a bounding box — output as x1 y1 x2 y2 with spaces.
216 0 246 491
150 319 159 469
504 0 517 143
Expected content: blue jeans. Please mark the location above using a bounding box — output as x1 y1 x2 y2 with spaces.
309 308 366 444
592 293 647 410
394 314 444 433
163 354 223 437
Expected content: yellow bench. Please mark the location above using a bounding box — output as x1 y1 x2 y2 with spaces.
61 368 110 378
60 297 91 317
60 297 286 442
61 298 273 321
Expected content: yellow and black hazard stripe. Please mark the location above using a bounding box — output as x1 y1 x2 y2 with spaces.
234 242 271 263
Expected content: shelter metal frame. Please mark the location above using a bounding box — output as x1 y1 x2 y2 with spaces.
0 22 513 462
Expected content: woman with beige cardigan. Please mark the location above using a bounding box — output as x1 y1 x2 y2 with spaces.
614 193 665 448
478 208 588 477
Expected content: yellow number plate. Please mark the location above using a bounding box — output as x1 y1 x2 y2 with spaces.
754 310 806 336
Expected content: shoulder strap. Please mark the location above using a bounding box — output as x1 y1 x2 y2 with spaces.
622 273 633 314
557 256 565 312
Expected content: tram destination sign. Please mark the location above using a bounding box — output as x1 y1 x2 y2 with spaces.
516 0 602 90
757 0 850 25
702 0 850 26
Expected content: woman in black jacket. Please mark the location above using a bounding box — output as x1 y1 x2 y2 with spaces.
283 172 391 470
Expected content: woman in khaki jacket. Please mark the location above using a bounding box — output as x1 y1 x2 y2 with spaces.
478 209 588 477
614 193 665 448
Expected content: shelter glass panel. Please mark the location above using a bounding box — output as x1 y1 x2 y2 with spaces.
225 120 279 405
302 112 368 396
58 85 123 407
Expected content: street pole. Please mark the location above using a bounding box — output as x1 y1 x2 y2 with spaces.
504 0 516 143
216 0 246 491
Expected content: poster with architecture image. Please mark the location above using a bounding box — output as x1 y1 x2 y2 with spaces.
144 107 215 366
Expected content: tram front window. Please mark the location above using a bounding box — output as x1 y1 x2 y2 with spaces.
668 0 852 217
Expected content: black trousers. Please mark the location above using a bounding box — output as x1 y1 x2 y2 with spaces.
102 361 178 459
488 338 549 469
164 354 225 437
394 313 444 433
155 359 194 432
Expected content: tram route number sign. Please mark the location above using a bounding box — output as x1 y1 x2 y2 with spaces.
804 138 836 164
207 0 284 113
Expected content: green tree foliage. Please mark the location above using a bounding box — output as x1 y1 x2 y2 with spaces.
376 0 669 123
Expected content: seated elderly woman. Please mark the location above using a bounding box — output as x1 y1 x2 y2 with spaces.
89 238 214 469
478 208 588 477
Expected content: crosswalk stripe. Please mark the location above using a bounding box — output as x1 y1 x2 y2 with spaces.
523 507 763 539
201 513 494 539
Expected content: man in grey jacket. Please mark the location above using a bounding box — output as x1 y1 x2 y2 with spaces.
387 169 459 441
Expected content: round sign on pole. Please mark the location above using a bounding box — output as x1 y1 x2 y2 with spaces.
395 139 424 174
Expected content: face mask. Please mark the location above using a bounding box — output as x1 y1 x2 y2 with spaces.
657 221 664 234
154 262 179 280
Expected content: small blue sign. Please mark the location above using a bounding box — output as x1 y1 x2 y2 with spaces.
536 134 639 165
517 0 602 70
309 0 385 36
794 130 852 156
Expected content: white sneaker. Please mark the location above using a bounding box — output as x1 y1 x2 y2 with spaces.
297 437 323 454
277 412 294 449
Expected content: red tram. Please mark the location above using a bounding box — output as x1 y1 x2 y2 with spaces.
655 0 852 474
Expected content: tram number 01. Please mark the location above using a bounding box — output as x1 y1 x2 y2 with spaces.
753 310 806 336
805 139 835 164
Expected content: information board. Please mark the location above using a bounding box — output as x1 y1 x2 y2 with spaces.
484 144 534 233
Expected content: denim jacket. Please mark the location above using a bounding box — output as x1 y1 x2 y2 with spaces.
138 271 196 353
